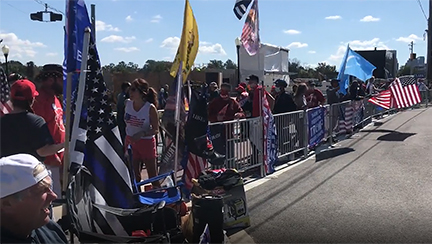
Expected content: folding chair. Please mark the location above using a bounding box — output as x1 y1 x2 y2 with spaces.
66 166 182 243
126 145 183 206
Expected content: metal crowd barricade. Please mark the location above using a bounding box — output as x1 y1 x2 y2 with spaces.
419 90 430 107
155 89 432 176
273 110 307 159
208 117 264 176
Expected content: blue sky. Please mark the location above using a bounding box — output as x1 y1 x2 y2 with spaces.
0 0 429 70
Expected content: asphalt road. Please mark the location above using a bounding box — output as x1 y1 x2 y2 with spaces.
236 107 432 243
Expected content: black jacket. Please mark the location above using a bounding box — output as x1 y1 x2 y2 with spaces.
273 92 297 114
1 220 68 244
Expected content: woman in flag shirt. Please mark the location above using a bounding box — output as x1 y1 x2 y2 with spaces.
124 78 160 187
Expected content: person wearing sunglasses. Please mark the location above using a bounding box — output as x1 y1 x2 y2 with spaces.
124 78 160 188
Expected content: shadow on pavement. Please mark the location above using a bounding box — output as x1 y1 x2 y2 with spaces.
315 147 355 162
360 129 417 142
377 132 416 142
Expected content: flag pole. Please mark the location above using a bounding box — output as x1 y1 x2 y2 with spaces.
61 72 72 217
61 27 91 216
173 63 183 185
257 45 266 178
69 27 91 150
69 27 91 154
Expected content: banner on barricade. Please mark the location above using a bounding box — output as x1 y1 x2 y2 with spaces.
308 106 325 147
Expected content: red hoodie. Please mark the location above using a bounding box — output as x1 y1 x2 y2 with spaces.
252 86 267 118
33 89 65 166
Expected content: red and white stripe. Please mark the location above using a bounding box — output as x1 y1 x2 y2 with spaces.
390 78 421 108
241 23 253 42
338 105 353 134
0 100 12 116
368 90 392 110
184 152 207 189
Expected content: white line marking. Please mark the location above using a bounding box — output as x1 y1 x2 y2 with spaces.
244 154 316 192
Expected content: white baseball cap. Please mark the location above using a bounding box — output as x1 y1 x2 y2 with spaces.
0 154 49 199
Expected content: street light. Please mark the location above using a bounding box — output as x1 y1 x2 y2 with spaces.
2 45 10 76
235 37 241 85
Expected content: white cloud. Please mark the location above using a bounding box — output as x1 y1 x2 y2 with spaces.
0 32 46 59
100 35 136 43
325 15 342 20
360 15 380 22
125 15 133 22
114 47 140 53
199 43 227 55
160 37 226 56
45 52 58 57
326 38 390 67
308 50 316 54
287 42 308 48
144 38 154 43
396 34 422 43
160 37 180 50
151 15 162 23
96 20 121 32
283 29 301 35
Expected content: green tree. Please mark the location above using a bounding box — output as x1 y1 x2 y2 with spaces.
397 65 412 76
141 60 173 73
207 60 224 69
224 59 237 69
315 62 337 80
102 63 116 71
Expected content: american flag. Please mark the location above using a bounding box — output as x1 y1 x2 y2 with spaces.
240 0 260 56
68 31 135 237
233 0 252 20
124 113 144 127
368 89 392 110
182 88 209 191
390 76 421 108
184 152 207 189
0 67 12 116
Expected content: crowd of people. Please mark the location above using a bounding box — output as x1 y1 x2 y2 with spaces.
0 65 68 243
1 63 429 243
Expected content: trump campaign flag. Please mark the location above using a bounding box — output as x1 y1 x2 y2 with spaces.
63 0 92 109
262 90 277 174
241 0 260 56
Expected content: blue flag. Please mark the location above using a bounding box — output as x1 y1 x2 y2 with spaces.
63 0 92 109
337 45 376 94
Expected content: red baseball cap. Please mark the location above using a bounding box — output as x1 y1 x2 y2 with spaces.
11 79 39 101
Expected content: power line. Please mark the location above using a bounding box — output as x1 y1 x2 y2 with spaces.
5 2 28 15
33 0 65 15
417 0 428 21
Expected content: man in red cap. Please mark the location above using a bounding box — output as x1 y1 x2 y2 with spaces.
32 64 65 199
246 74 274 117
0 79 64 160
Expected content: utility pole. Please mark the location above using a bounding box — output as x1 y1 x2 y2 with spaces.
427 0 432 86
409 41 415 54
91 4 96 43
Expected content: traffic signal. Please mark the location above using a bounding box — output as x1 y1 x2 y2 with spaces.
30 12 43 21
50 12 62 22
30 11 62 22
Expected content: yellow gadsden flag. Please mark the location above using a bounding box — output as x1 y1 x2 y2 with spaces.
169 0 199 83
